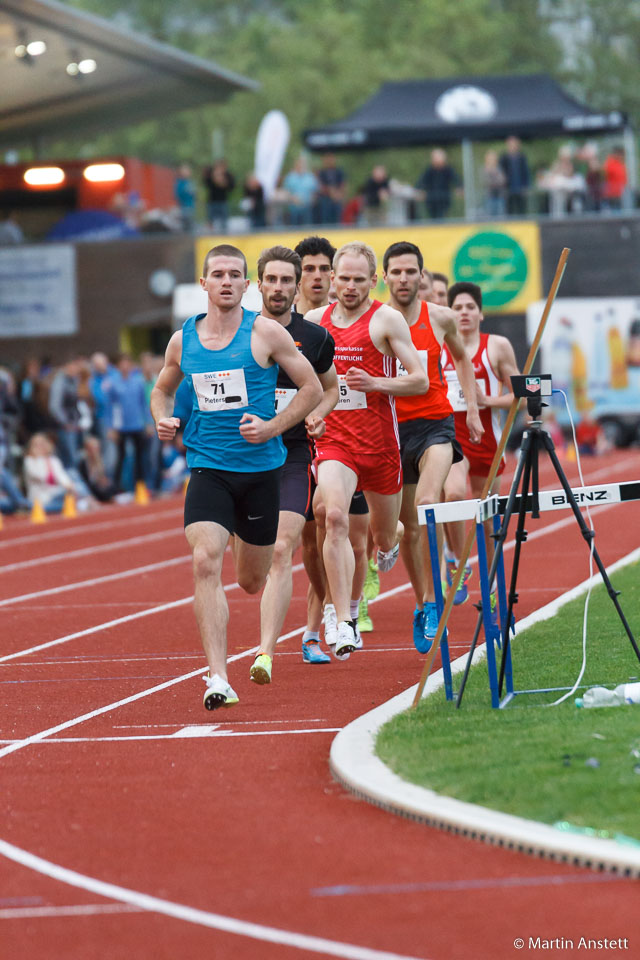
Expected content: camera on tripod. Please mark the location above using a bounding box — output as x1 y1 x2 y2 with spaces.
510 373 552 419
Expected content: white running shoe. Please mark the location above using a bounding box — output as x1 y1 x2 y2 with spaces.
376 543 400 573
334 620 357 659
203 673 239 710
323 603 338 646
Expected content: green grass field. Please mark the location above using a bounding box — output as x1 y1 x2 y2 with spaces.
376 561 640 841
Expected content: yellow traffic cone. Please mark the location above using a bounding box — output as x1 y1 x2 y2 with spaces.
566 442 577 462
62 492 77 519
135 480 150 505
31 499 47 524
182 476 190 496
0 510 3 531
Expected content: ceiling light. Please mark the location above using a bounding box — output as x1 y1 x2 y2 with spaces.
78 59 96 74
66 61 79 76
15 39 46 60
24 167 66 186
83 163 125 183
27 40 46 56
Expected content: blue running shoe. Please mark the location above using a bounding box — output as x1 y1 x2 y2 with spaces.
412 607 426 652
422 601 440 651
302 639 331 664
446 561 472 606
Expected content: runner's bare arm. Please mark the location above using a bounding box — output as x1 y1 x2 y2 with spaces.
303 306 324 325
483 334 520 409
441 318 484 444
305 364 339 439
346 306 427 396
239 319 322 444
150 330 183 440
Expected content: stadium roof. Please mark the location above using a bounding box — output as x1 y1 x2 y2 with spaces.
0 0 257 152
305 74 627 150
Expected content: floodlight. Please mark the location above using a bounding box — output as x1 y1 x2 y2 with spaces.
83 163 125 183
24 167 65 186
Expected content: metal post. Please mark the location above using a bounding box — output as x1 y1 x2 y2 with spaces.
461 138 476 220
623 125 637 210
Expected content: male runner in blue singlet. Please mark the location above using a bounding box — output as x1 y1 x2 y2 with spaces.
151 244 322 710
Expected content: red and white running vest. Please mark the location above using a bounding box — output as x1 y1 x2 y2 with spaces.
317 300 400 456
441 332 503 465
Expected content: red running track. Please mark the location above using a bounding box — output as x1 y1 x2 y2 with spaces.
1 449 639 960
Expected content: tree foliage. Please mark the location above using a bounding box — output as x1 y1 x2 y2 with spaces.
55 0 639 190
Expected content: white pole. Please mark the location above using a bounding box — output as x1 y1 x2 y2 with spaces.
461 138 476 219
623 125 637 209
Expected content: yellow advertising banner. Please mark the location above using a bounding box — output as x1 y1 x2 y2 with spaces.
195 220 540 314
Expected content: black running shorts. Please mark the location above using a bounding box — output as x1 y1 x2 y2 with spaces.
399 415 463 485
184 466 282 546
280 457 314 519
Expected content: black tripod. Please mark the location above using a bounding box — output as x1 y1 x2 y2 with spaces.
456 390 640 708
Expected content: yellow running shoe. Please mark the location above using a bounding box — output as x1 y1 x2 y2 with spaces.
363 558 380 600
250 653 272 685
358 597 373 632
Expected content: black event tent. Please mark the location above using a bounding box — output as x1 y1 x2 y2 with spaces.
304 74 626 150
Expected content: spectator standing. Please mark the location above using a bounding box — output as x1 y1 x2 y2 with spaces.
499 136 530 215
103 354 149 493
417 149 460 220
481 149 506 217
360 164 390 226
203 159 235 232
174 163 197 231
242 173 266 229
603 146 628 211
315 154 346 224
48 357 82 468
283 156 318 226
0 210 24 244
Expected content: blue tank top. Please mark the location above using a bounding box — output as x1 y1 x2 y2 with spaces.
180 309 285 472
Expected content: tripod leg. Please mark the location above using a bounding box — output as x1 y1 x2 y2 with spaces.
456 431 533 708
542 433 640 663
498 432 537 695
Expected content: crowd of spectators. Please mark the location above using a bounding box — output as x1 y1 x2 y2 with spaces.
0 353 189 517
175 137 632 233
0 138 634 244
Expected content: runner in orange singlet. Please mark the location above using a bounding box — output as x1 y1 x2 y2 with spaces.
382 242 482 650
306 241 427 658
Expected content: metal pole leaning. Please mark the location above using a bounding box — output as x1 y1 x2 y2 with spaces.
411 247 571 709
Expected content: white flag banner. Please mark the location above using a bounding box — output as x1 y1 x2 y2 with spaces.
254 110 290 201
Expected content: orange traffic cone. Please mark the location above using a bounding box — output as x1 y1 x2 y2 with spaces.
31 499 47 524
62 492 77 518
566 443 577 462
182 476 190 496
135 480 150 505
0 510 3 531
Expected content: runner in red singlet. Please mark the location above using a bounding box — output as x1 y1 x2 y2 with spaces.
306 241 427 658
442 281 520 583
382 242 482 650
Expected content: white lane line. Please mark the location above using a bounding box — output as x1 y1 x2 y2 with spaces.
0 506 182 550
0 528 182 574
0 903 142 920
0 839 428 960
0 562 306 664
0 555 190 610
0 728 341 744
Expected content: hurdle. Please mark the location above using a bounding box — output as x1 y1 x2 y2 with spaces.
417 495 511 706
418 479 640 709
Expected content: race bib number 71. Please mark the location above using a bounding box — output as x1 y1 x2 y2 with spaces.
192 369 248 411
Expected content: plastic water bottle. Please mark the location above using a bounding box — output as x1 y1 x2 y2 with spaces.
575 682 640 708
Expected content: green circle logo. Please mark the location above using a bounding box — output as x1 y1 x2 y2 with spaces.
453 231 528 308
